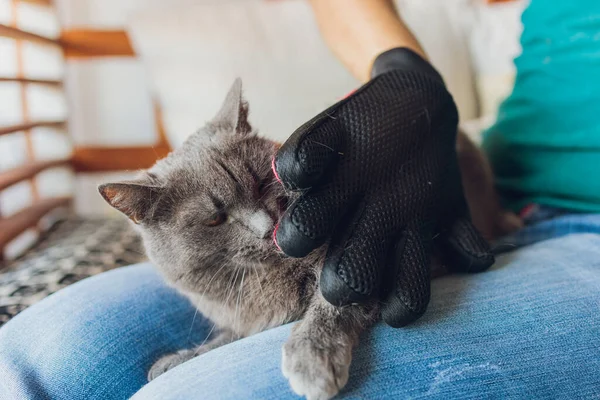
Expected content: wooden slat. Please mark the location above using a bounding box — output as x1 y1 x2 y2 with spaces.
0 196 71 248
72 145 171 172
0 77 62 86
153 103 170 147
0 158 71 192
0 23 58 45
61 29 135 58
0 120 65 136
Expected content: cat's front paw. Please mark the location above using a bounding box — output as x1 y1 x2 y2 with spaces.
148 349 196 381
282 335 352 400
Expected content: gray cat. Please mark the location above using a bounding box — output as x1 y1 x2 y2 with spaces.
99 79 377 400
99 79 519 400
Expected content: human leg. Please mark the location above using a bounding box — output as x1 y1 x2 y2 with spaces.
2 213 599 400
134 233 600 399
0 263 209 400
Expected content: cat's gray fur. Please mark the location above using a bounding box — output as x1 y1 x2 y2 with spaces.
99 79 377 400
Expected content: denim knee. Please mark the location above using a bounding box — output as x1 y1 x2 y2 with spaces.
0 264 203 400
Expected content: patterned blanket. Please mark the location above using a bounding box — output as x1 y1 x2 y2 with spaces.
0 217 147 327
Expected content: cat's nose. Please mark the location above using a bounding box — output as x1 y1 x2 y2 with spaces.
248 209 274 239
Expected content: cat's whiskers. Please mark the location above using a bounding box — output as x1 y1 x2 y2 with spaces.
257 181 282 202
195 322 217 352
224 265 242 308
184 260 229 343
233 268 246 335
199 260 232 300
252 264 265 296
187 306 200 344
261 179 282 191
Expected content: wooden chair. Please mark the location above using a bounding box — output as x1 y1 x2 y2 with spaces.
0 0 170 265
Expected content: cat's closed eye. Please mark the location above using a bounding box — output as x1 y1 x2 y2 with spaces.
204 211 227 227
246 164 270 197
257 179 269 196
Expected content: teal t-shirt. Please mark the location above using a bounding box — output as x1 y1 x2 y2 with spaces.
482 0 600 213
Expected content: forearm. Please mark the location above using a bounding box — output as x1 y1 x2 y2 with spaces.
309 0 426 82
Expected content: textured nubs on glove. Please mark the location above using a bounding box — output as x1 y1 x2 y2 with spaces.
380 228 432 326
296 120 341 179
276 112 344 191
279 70 461 302
290 188 344 241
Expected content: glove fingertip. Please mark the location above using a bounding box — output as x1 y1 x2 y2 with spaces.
274 148 313 190
275 211 321 258
443 218 495 273
381 295 427 328
320 263 370 307
275 116 344 190
447 235 495 273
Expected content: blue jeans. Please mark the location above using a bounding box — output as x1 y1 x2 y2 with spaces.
1 212 600 399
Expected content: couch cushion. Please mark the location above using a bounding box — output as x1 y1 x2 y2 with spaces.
128 0 478 148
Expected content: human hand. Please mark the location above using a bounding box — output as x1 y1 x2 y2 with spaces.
274 48 494 327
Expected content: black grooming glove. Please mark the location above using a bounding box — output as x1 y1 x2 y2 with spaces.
274 48 494 327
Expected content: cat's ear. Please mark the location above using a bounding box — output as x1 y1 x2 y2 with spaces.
211 78 252 135
98 181 162 224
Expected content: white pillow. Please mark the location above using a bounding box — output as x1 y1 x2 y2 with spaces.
128 0 478 148
128 0 355 147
